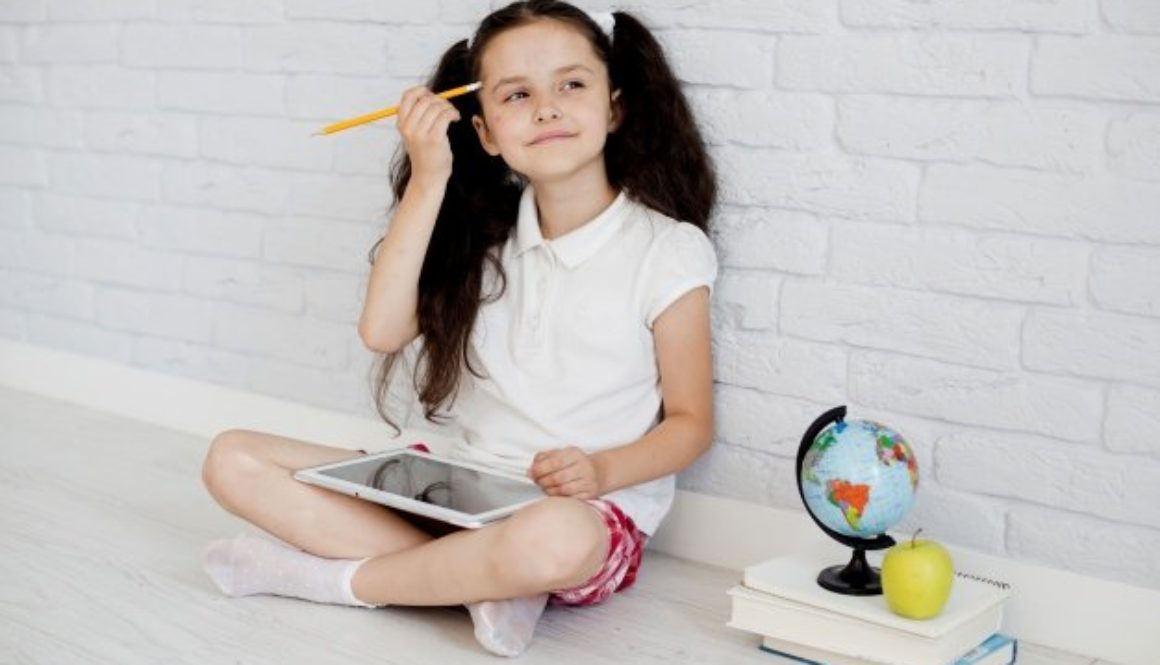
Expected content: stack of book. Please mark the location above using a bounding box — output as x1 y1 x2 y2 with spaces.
728 555 1016 665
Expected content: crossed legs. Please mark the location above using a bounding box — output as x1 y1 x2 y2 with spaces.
200 429 610 652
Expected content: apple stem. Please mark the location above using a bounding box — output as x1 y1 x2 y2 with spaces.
912 528 923 548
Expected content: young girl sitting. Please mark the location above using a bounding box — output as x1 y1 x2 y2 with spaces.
201 0 718 657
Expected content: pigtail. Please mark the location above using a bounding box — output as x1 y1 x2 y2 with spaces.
372 39 521 429
606 11 717 231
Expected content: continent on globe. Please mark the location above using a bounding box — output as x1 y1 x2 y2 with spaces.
874 427 918 489
826 479 870 531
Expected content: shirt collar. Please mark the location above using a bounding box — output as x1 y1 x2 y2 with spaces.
514 185 630 269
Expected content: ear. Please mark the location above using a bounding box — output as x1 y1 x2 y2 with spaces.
608 89 623 133
472 114 502 156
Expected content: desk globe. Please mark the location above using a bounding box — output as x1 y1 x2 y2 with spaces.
796 406 918 595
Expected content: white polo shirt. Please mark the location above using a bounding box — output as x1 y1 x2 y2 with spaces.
447 185 717 535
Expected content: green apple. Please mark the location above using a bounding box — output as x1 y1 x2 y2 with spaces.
881 529 954 620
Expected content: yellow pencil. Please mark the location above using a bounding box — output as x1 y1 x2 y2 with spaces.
314 82 482 136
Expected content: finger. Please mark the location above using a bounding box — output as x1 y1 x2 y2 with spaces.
538 467 577 489
532 455 576 483
529 450 561 476
398 88 434 134
416 100 459 136
396 87 428 127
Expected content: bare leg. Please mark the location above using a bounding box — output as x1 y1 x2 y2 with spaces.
201 429 433 558
350 496 610 606
201 430 609 656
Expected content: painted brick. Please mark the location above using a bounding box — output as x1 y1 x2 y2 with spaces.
47 65 154 110
122 24 241 69
712 269 779 331
781 280 1024 370
830 221 1088 306
1024 308 1160 388
838 96 1103 173
162 162 289 214
712 206 828 276
779 34 1027 97
183 256 304 313
715 329 847 403
84 111 198 158
0 104 83 149
937 430 1160 528
137 204 264 259
1107 111 1160 181
1105 385 1160 457
1008 505 1160 589
21 24 119 63
921 164 1160 245
263 216 379 273
1032 35 1160 102
198 116 331 171
841 0 1091 33
1101 0 1160 34
244 24 389 76
719 147 920 220
95 287 215 344
34 193 138 239
1090 246 1160 317
850 351 1103 442
213 302 350 370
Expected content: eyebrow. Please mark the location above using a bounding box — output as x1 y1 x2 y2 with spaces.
490 64 595 94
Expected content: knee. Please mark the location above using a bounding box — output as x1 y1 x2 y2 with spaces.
493 497 607 590
201 429 263 504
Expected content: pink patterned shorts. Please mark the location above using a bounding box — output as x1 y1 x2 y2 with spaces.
548 499 648 607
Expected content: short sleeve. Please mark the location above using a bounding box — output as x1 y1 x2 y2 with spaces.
641 222 718 329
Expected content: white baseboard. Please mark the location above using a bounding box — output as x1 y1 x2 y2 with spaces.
1 339 1154 665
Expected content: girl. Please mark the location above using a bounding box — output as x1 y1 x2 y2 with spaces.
201 0 718 657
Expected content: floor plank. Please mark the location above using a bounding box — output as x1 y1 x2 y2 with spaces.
0 387 1100 664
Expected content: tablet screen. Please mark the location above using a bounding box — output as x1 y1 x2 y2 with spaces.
314 453 543 516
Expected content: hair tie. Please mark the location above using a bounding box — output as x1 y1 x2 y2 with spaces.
467 10 615 50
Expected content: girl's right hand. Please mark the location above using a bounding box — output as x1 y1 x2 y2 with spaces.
396 86 462 185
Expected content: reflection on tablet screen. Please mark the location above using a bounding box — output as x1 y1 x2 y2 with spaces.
316 454 543 516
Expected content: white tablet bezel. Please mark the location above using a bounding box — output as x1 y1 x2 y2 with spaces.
293 448 544 529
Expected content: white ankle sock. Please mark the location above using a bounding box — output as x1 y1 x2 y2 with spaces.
467 594 550 657
203 533 379 608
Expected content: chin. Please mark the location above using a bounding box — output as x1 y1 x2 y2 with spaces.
518 155 604 184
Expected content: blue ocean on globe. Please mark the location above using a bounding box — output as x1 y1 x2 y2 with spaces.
799 419 918 539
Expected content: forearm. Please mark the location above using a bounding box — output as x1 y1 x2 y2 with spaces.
357 177 446 351
592 411 713 495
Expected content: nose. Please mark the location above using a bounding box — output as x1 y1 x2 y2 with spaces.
534 103 561 123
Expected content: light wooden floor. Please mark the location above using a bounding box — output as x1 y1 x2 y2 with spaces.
0 386 1105 664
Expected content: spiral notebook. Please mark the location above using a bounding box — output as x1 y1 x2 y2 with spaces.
742 555 1011 638
728 554 1012 665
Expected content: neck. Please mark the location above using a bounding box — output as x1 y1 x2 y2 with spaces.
529 172 618 240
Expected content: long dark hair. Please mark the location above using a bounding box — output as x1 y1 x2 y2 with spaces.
371 0 717 428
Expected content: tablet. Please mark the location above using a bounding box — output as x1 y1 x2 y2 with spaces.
293 448 545 529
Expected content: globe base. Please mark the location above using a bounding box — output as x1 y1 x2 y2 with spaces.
817 547 883 596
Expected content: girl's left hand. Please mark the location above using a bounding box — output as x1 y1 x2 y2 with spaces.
528 447 604 500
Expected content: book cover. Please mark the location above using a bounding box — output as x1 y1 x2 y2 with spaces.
758 633 1017 665
743 555 1011 639
728 585 1004 665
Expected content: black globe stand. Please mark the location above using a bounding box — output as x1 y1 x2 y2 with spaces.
817 547 882 596
797 406 897 596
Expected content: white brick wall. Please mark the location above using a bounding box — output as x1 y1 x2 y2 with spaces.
1 0 1158 590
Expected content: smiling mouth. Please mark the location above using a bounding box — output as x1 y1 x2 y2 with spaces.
530 134 575 146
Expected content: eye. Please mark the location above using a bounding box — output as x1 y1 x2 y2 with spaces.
502 90 528 103
562 80 585 91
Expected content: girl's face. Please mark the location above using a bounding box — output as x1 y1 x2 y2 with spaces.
472 19 621 184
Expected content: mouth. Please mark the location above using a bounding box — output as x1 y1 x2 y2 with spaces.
529 132 576 146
